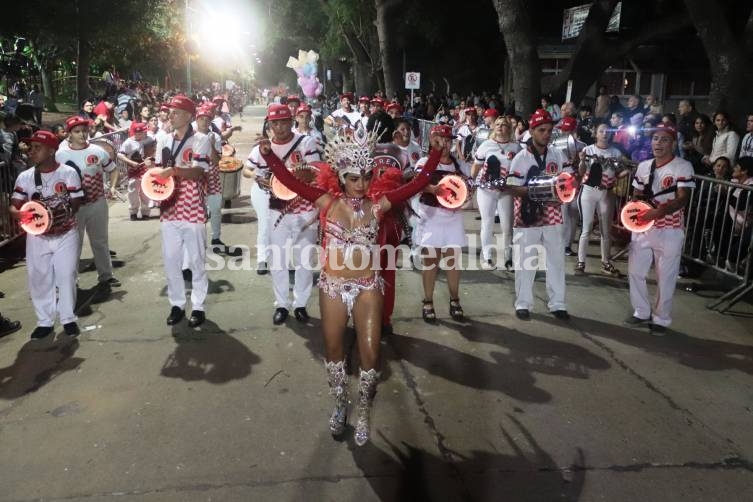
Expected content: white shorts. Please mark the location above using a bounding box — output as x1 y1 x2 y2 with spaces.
416 204 467 248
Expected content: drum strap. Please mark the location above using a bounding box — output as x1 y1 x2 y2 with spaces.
168 126 194 165
527 147 547 183
644 159 678 202
281 136 305 163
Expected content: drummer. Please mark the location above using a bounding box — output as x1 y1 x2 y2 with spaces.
10 130 84 339
293 104 325 152
414 125 467 323
117 123 153 221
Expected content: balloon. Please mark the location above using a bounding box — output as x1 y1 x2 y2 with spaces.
303 62 316 77
298 75 322 98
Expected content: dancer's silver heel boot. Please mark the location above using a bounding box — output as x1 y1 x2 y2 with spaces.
325 360 348 437
354 368 380 446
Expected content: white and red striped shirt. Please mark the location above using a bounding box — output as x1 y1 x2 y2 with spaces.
632 156 695 229
506 145 569 227
55 143 113 204
12 164 84 235
155 128 211 224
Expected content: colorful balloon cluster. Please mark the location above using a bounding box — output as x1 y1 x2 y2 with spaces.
286 50 323 98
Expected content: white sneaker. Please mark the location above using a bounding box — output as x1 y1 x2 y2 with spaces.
480 259 495 271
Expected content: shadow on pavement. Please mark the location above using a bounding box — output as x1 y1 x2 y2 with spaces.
159 278 236 298
0 337 83 400
160 319 261 383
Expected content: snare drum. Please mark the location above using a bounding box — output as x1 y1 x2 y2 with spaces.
141 167 176 202
620 200 655 233
19 199 75 236
528 172 577 204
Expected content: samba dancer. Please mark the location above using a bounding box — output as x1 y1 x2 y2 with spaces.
471 116 521 270
258 128 441 446
10 130 84 338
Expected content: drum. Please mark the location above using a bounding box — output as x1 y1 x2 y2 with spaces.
218 157 243 173
141 167 176 202
270 164 320 201
19 199 74 236
620 200 655 233
528 172 577 203
221 143 236 157
437 174 471 209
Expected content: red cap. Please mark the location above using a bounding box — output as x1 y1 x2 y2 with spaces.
196 106 213 119
130 122 148 135
370 97 385 107
212 95 225 103
483 108 499 119
340 92 354 101
559 116 577 132
159 104 170 113
529 108 554 129
430 124 454 138
65 115 91 131
386 103 402 113
654 123 677 139
266 103 292 121
295 104 312 115
26 129 60 150
465 107 478 116
358 96 370 104
168 95 197 115
286 95 301 104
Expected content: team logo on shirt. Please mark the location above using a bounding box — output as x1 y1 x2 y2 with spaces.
507 151 515 160
86 154 99 165
546 162 559 174
661 175 675 190
289 151 303 166
182 148 193 163
54 182 68 194
411 152 420 162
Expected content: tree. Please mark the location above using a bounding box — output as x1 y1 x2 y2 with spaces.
374 0 403 98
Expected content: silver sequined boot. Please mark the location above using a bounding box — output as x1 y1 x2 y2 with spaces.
325 360 348 437
354 368 380 446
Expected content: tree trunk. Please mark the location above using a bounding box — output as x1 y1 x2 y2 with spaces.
683 0 753 126
353 61 377 95
26 39 58 112
374 0 401 99
76 36 91 105
491 0 540 117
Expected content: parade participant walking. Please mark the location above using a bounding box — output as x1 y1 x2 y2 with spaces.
455 107 479 176
258 127 441 446
293 104 324 151
10 130 84 338
575 123 627 276
553 116 584 256
247 104 321 324
117 122 153 220
415 125 467 322
153 95 212 328
56 116 120 287
324 92 361 131
504 109 571 320
472 116 520 270
626 123 694 333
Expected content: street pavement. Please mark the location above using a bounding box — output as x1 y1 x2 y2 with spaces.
1 105 752 501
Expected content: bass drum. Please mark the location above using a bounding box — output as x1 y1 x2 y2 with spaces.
528 172 577 203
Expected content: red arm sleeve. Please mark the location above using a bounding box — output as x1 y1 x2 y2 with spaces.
385 148 441 206
260 150 327 203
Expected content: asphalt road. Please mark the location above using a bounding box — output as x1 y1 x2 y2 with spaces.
0 105 752 501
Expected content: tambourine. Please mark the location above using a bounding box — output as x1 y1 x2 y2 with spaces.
141 167 176 201
221 143 236 157
218 156 243 173
528 172 577 204
270 164 320 201
620 200 655 233
19 199 74 236
90 139 117 161
437 174 471 209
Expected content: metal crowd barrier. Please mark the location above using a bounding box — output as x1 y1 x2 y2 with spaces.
0 160 21 248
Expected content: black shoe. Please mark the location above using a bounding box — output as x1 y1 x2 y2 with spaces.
257 262 269 275
30 326 53 339
649 323 667 335
182 269 192 281
210 238 228 254
0 316 21 338
293 307 309 322
104 277 121 287
624 315 650 326
494 215 500 223
565 247 576 256
109 250 117 257
130 214 138 221
166 306 185 325
63 322 80 337
515 309 530 320
188 310 205 327
504 259 513 271
273 307 289 325
552 310 570 321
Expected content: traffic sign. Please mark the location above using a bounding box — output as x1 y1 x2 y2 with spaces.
405 72 421 90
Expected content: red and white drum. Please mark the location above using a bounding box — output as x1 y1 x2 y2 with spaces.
19 200 74 236
270 165 320 201
141 167 176 201
437 174 470 209
620 200 655 233
528 172 578 204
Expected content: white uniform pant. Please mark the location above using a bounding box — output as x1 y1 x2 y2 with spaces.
127 177 152 217
577 185 615 263
476 188 513 261
26 229 79 327
162 221 208 311
562 201 579 249
76 198 113 282
628 228 684 327
512 225 566 312
268 209 317 310
251 184 271 264
207 193 222 241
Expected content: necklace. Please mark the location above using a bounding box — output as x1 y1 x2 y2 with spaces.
344 196 366 219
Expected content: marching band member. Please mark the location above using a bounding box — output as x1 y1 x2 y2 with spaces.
626 123 694 334
293 104 325 151
554 117 584 256
455 107 479 176
117 122 153 221
195 105 230 253
10 130 84 338
393 118 423 172
247 104 321 324
56 116 120 288
575 123 627 276
471 116 520 270
415 125 467 322
258 128 441 445
154 95 212 327
285 95 301 118
505 109 571 321
386 102 403 121
358 95 371 128
324 92 361 131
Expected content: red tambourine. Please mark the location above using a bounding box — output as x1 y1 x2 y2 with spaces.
437 174 469 209
555 172 578 203
141 168 175 201
620 200 655 233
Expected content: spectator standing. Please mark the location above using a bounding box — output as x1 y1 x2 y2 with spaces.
28 85 45 126
738 114 753 159
677 99 700 143
705 111 740 167
682 114 714 174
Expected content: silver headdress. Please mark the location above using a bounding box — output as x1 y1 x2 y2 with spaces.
324 123 381 183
